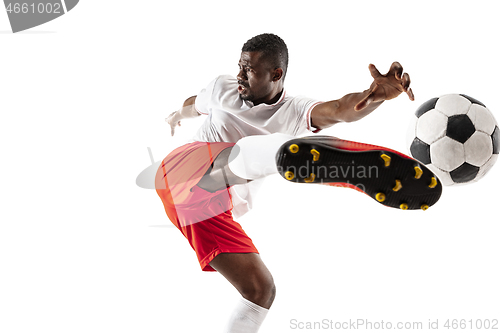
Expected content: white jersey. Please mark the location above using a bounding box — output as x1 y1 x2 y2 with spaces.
191 75 322 218
193 75 321 142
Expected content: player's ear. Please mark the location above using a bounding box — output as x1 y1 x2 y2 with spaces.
272 68 283 82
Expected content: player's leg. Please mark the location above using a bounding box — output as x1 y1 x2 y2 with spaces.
210 253 276 308
210 253 275 332
197 147 249 192
156 141 271 332
197 133 294 192
199 133 443 210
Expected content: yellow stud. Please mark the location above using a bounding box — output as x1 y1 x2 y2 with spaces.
304 173 316 183
429 177 437 189
285 171 295 180
381 154 391 167
392 179 402 192
414 166 423 179
421 204 429 211
310 149 320 161
400 203 409 210
375 192 386 202
289 144 299 153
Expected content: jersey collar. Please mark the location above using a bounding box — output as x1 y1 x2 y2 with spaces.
245 89 286 107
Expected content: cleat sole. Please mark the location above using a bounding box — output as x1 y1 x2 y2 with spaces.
276 136 442 210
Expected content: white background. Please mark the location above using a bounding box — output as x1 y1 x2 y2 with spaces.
1 1 499 332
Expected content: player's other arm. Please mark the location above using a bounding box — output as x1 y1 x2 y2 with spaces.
166 95 201 136
311 62 414 130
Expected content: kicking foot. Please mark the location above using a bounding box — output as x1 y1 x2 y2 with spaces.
275 136 442 210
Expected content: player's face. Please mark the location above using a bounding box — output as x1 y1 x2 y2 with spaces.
237 51 279 105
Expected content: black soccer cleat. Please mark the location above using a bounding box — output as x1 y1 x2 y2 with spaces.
276 136 442 210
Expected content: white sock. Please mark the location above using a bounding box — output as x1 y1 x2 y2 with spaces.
228 133 294 180
223 297 269 333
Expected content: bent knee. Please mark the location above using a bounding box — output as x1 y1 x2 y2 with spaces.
240 279 276 309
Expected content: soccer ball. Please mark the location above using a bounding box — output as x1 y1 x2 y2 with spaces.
407 94 499 186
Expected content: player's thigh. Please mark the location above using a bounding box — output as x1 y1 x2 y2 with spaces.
210 253 275 294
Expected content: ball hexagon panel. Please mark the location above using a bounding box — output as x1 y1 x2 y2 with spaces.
464 131 493 166
415 97 438 118
449 163 480 183
416 109 448 144
446 114 476 144
467 104 497 135
430 136 465 171
435 94 471 117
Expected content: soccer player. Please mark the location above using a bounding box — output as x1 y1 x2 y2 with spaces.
155 33 441 332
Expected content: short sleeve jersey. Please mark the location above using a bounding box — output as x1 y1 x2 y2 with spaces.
193 75 322 143
191 75 322 218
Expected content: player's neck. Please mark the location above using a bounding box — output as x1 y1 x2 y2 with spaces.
253 88 284 106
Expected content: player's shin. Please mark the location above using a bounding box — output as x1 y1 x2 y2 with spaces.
223 297 269 333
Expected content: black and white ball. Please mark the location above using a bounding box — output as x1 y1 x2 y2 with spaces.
407 94 499 186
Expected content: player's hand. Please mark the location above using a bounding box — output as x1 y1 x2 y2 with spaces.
354 62 414 111
166 111 181 136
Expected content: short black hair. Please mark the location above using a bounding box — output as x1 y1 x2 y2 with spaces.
242 33 289 79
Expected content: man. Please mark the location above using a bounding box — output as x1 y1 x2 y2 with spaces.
156 33 441 332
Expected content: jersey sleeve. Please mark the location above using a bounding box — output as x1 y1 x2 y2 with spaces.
290 96 323 135
194 76 222 115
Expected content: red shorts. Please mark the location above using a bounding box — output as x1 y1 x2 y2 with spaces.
155 141 259 271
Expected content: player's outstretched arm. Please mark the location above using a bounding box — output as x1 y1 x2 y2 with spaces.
311 62 414 129
166 95 201 136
